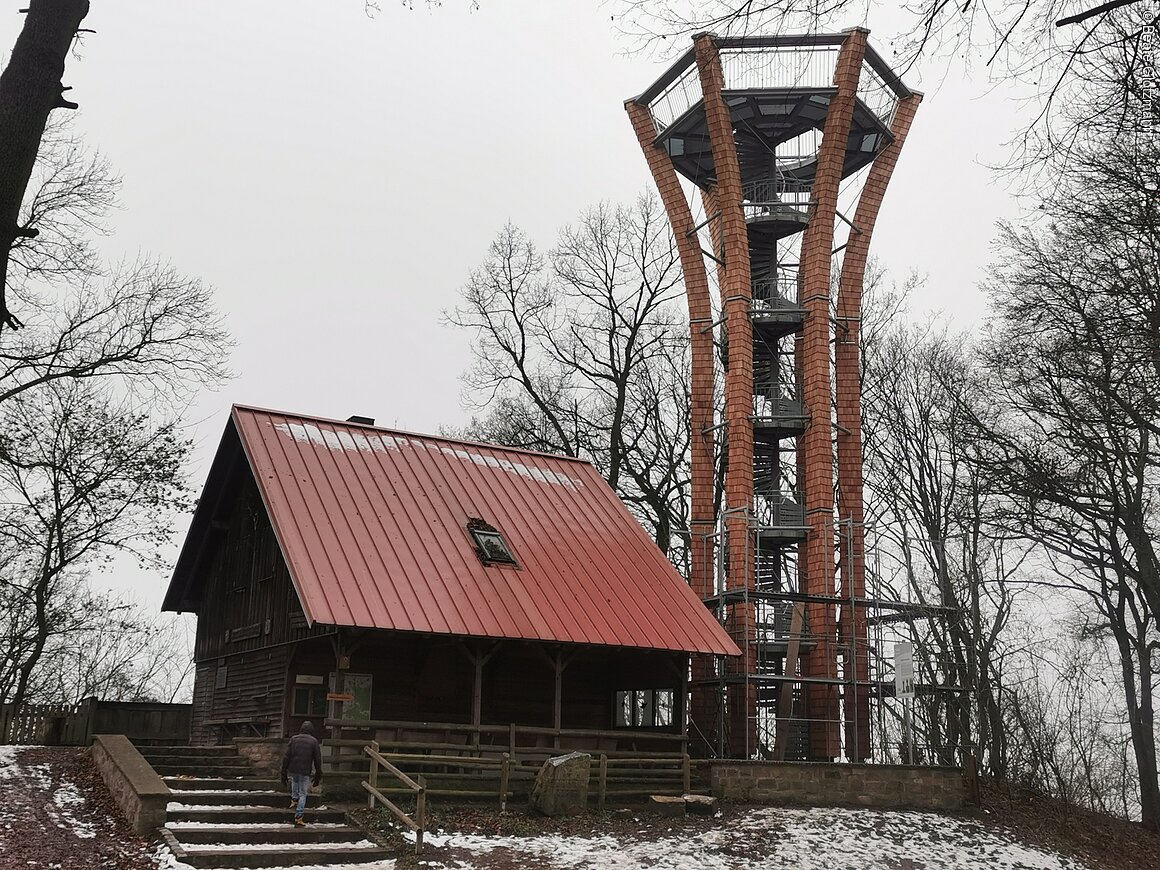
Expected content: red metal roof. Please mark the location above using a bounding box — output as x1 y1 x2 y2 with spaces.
222 405 738 656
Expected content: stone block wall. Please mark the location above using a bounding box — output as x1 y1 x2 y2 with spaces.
235 737 284 775
710 761 966 811
90 734 170 835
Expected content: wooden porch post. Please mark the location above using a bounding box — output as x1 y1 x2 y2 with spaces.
329 632 348 772
461 641 500 751
472 653 484 750
679 654 690 743
552 651 564 749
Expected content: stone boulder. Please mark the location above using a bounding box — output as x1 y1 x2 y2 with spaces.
529 751 591 816
684 794 720 816
648 795 686 817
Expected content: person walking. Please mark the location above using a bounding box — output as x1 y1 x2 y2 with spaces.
280 721 323 826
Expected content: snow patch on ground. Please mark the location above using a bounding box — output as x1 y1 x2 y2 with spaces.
182 840 378 852
48 779 96 838
168 788 272 795
0 743 23 771
407 807 1090 870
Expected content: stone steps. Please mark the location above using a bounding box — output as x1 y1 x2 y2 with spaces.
147 754 251 767
139 744 240 757
165 777 283 791
154 763 257 778
167 806 349 825
167 790 295 808
169 842 392 869
150 741 392 868
166 825 366 845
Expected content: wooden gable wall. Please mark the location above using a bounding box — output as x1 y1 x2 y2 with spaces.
191 470 332 741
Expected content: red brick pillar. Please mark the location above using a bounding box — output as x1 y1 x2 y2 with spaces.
693 33 756 758
625 99 720 754
797 28 868 761
835 92 922 761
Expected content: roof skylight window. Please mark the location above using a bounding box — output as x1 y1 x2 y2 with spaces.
467 518 517 566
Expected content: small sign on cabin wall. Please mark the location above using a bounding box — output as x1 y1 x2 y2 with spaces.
326 692 355 702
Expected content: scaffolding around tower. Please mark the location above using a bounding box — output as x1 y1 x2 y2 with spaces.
626 29 952 761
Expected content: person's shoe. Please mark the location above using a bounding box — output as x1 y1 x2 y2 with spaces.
294 816 306 827
289 801 297 809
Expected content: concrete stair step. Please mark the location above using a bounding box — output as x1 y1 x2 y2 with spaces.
154 764 254 778
166 825 365 845
147 754 250 767
175 843 391 869
165 777 282 791
167 790 292 808
129 737 190 747
138 745 240 757
167 807 347 825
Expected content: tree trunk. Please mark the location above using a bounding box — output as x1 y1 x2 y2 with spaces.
1130 641 1160 831
0 0 89 332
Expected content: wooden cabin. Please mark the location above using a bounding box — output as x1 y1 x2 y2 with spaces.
164 406 738 758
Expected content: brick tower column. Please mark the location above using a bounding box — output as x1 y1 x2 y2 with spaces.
625 99 720 754
693 33 757 758
835 91 922 761
797 28 868 761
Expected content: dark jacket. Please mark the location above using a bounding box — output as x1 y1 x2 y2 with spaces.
281 728 323 779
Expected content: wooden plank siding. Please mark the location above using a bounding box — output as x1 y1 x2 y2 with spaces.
193 473 331 663
191 472 331 741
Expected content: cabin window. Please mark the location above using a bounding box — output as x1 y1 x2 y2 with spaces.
614 688 675 728
292 685 328 718
467 520 517 566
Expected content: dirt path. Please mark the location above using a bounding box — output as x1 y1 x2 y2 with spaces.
0 745 158 870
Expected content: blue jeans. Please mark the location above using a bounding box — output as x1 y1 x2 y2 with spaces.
290 773 311 817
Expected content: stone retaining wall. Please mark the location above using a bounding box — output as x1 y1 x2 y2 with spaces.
710 761 966 811
234 737 284 775
90 734 170 835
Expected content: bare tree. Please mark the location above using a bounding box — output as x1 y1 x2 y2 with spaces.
0 120 228 722
0 117 229 407
448 194 694 559
968 128 1160 829
862 315 1027 774
615 0 1159 164
0 380 193 730
26 596 196 705
0 0 90 332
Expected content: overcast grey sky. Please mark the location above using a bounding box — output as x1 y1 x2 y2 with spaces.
0 1 1032 609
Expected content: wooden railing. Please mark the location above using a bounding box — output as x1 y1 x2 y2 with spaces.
363 741 426 852
325 717 686 764
366 751 514 811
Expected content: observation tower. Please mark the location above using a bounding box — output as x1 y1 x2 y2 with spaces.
626 30 920 760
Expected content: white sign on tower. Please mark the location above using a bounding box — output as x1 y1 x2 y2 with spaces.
894 642 915 700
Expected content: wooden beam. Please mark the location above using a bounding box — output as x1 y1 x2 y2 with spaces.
461 640 500 750
329 632 348 768
472 653 483 750
552 651 563 747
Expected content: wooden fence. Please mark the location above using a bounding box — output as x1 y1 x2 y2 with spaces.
0 702 89 746
0 698 191 746
357 746 695 811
